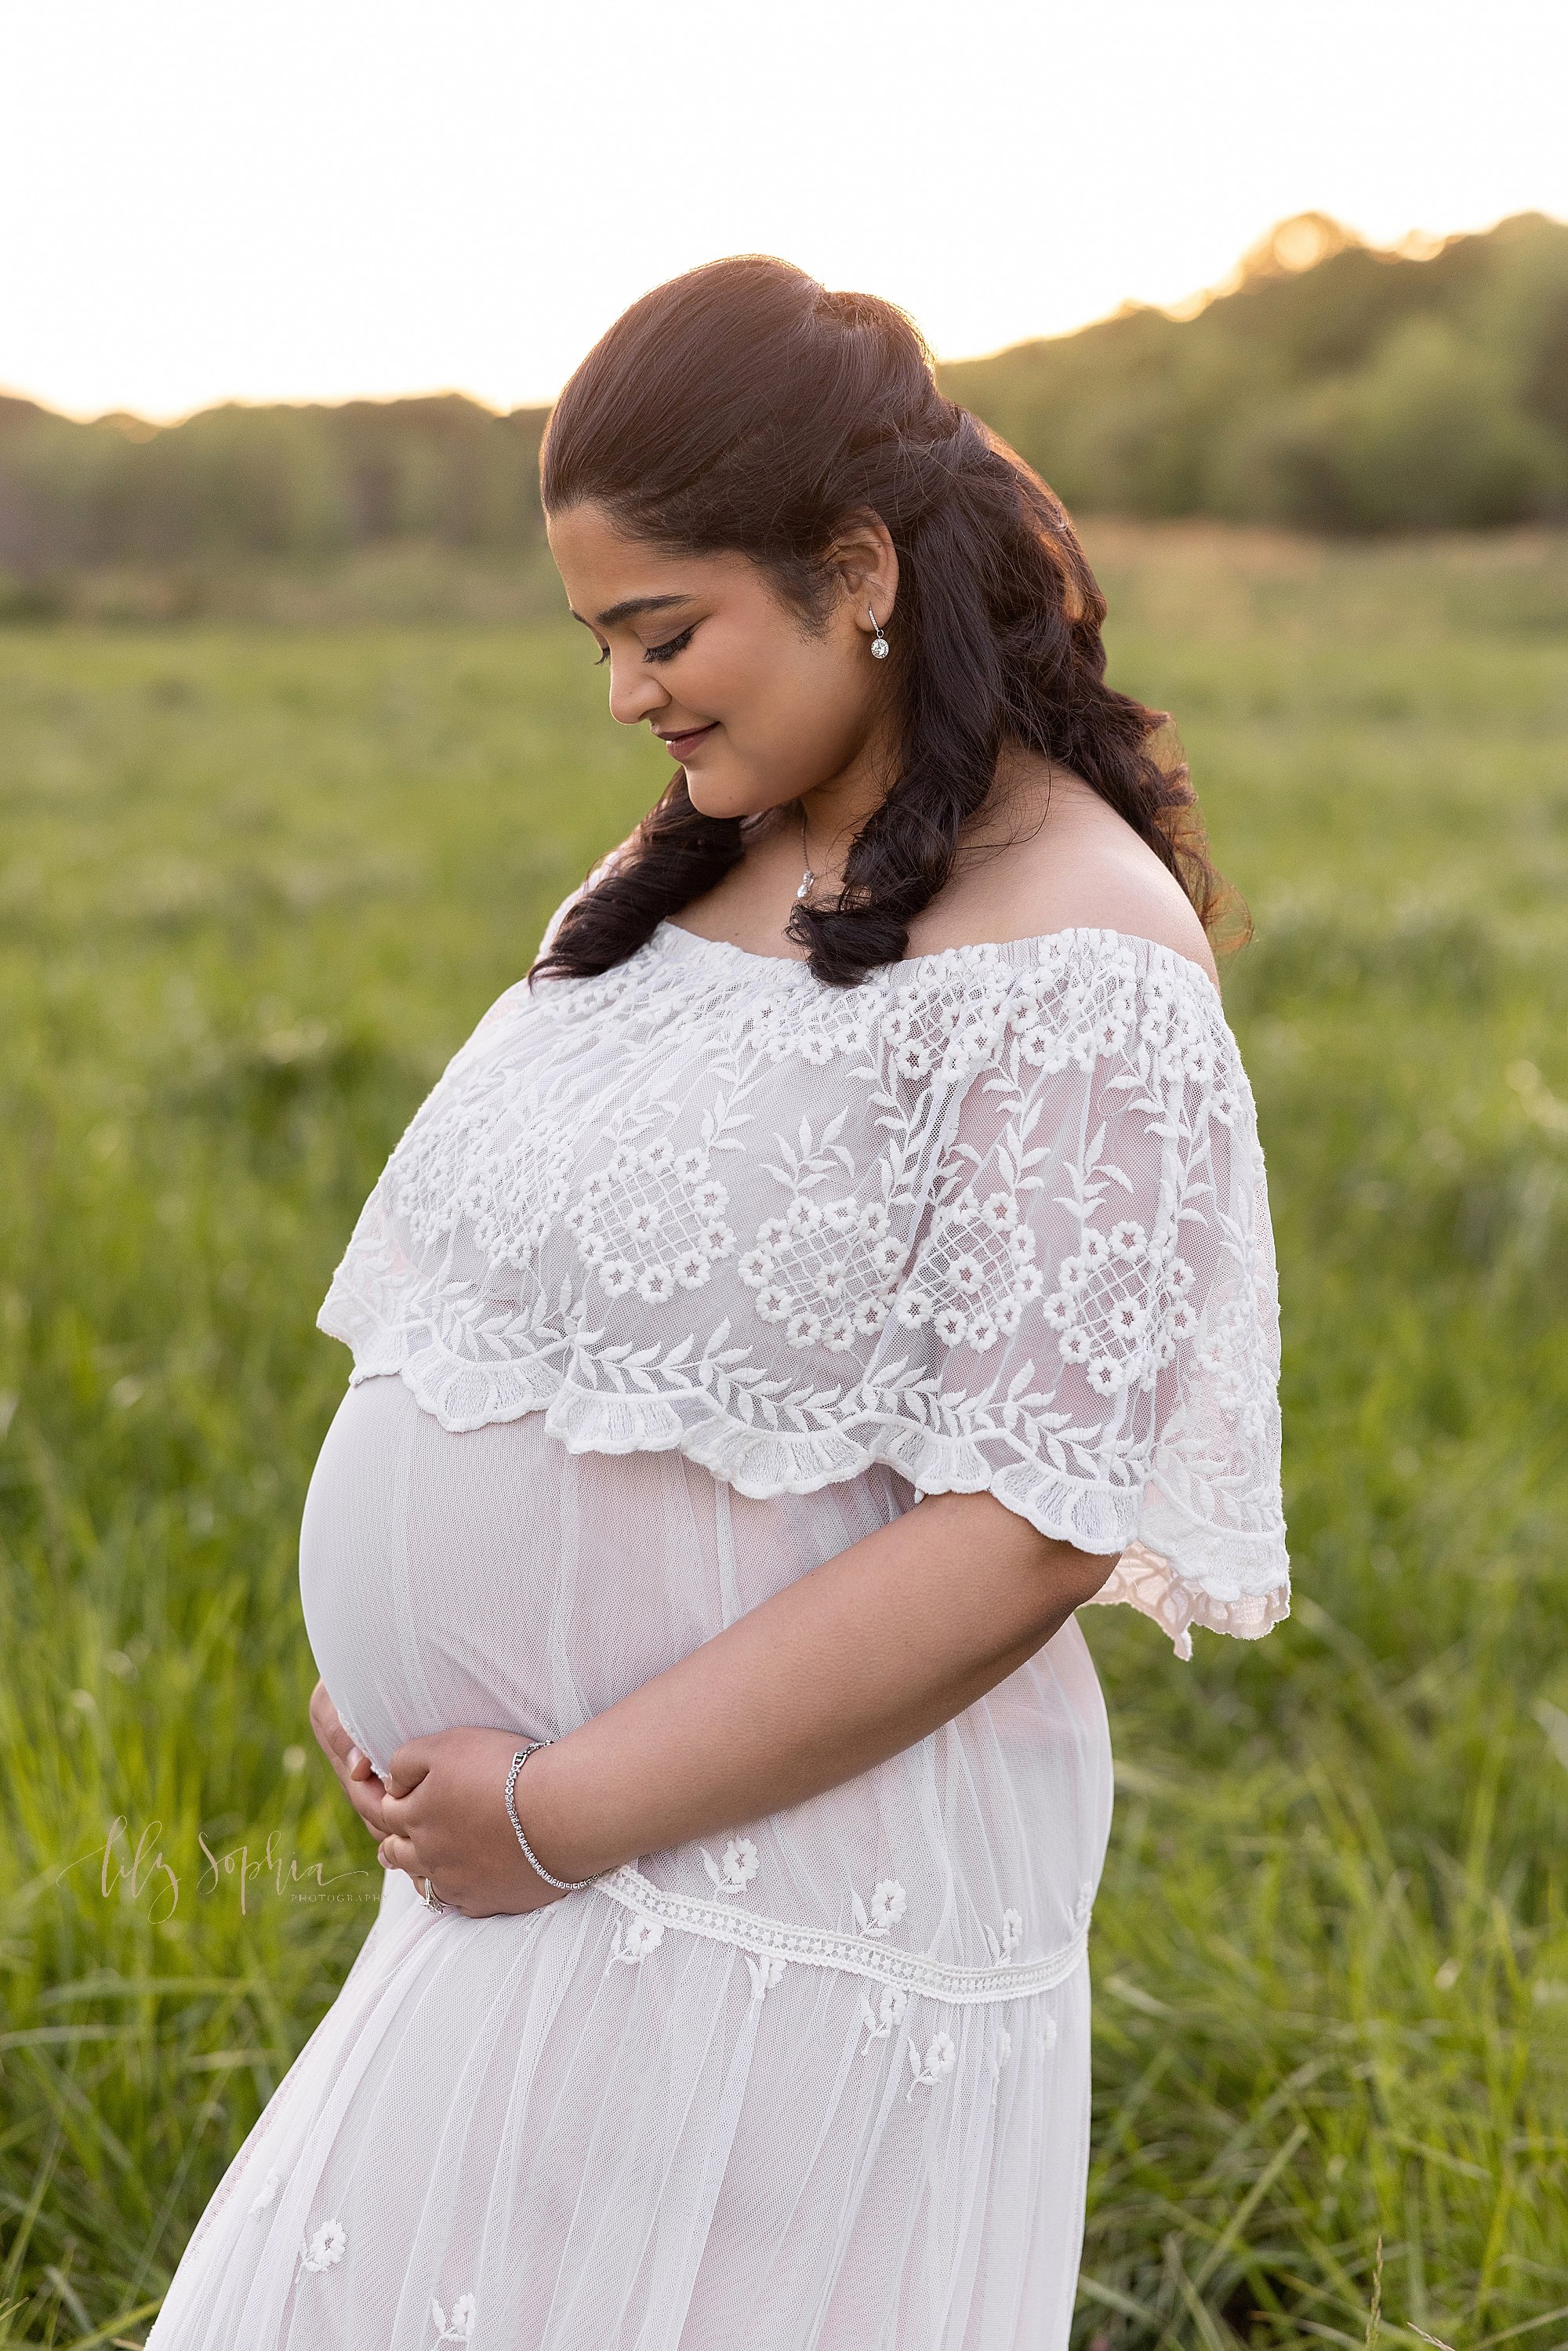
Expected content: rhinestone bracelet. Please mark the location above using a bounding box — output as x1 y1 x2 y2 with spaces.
504 1742 593 1892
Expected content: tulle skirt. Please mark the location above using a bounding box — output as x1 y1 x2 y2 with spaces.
145 1860 1094 2350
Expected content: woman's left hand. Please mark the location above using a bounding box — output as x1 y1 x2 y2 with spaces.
376 1729 578 1917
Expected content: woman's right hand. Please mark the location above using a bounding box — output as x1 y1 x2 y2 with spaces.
309 1678 389 1841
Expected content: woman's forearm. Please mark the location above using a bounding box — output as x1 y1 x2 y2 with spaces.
521 1491 1118 1886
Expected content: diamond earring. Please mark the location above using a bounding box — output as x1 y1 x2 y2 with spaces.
869 604 889 660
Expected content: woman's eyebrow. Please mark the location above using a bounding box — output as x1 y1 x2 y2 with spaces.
572 593 692 631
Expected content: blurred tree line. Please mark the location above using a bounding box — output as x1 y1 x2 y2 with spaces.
0 212 1564 592
0 394 552 576
945 212 1568 531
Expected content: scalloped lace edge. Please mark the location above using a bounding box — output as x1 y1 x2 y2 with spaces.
322 1303 1289 1659
1083 1540 1290 1661
592 1865 1088 2004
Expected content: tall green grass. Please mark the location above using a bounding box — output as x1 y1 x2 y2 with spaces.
1 523 1565 2346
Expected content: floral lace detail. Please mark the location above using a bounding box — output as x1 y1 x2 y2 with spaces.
605 1914 666 1971
299 2218 346 2274
906 2031 958 2095
746 1954 788 2001
860 1984 909 2051
852 1878 908 1939
982 1909 1025 1964
739 1182 909 1351
702 1838 760 1896
430 2292 477 2343
318 921 1288 1653
567 1139 736 1304
595 1865 1086 2005
1085 1536 1290 1661
893 1190 1044 1353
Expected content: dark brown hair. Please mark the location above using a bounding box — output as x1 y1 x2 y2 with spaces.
533 256 1239 989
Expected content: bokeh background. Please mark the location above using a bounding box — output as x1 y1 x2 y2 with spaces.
2 4 1566 2345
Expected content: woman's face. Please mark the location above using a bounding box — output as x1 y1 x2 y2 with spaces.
545 500 899 822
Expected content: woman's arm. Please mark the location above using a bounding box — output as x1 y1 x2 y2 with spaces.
366 1490 1117 1916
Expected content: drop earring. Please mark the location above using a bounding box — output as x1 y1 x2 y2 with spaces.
869 604 889 660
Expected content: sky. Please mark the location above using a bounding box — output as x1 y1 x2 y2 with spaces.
2 0 1565 423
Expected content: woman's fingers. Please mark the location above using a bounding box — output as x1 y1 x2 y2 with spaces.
309 1678 374 1784
384 1737 437 1800
378 1785 414 1835
309 1678 389 1836
344 1772 390 1838
378 1834 453 1907
310 1680 365 1781
308 1678 347 1764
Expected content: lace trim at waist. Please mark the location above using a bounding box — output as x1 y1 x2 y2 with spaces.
592 1864 1087 2005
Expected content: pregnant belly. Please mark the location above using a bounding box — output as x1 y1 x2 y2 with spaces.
298 1373 745 1779
299 1373 1114 1964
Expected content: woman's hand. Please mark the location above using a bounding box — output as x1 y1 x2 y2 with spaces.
308 1679 389 1841
376 1729 573 1918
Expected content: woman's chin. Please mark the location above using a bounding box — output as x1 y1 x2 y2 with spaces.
684 767 798 825
682 767 749 820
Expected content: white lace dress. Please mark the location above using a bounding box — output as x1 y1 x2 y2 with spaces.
147 914 1288 2351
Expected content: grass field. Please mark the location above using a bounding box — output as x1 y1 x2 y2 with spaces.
1 522 1566 2347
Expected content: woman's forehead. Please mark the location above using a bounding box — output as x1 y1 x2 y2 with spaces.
547 506 754 619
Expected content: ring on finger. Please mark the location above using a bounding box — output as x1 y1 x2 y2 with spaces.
421 1874 448 1916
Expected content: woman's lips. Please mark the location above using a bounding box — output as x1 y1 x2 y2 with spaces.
659 723 717 758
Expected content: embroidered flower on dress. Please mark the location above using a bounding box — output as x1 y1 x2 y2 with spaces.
893 1195 1046 1356
746 1953 787 2001
300 2218 346 2273
459 1108 574 1272
430 2291 477 2343
906 2031 958 2095
605 1915 666 1972
739 1193 909 1355
734 987 869 1068
982 1907 1025 1964
1041 1211 1200 1399
859 1984 909 2052
702 1838 760 1897
569 1139 736 1304
871 1880 907 1931
851 1878 907 1939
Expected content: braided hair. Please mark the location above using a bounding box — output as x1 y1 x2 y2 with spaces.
534 256 1235 989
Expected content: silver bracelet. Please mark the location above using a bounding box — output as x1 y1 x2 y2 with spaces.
504 1743 593 1892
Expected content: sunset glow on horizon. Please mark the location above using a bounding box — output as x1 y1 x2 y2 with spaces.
3 0 1564 425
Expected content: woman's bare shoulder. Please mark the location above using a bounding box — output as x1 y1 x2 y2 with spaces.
911 760 1221 989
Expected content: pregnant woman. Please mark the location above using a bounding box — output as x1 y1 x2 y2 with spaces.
147 257 1288 2349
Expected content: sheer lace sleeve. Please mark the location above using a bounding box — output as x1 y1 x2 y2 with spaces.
864 938 1287 1656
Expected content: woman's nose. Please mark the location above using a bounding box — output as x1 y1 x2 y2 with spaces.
607 658 666 728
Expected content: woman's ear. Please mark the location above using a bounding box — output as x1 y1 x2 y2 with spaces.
829 510 898 635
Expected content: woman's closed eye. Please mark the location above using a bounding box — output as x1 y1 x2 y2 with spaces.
644 625 696 666
593 624 695 669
